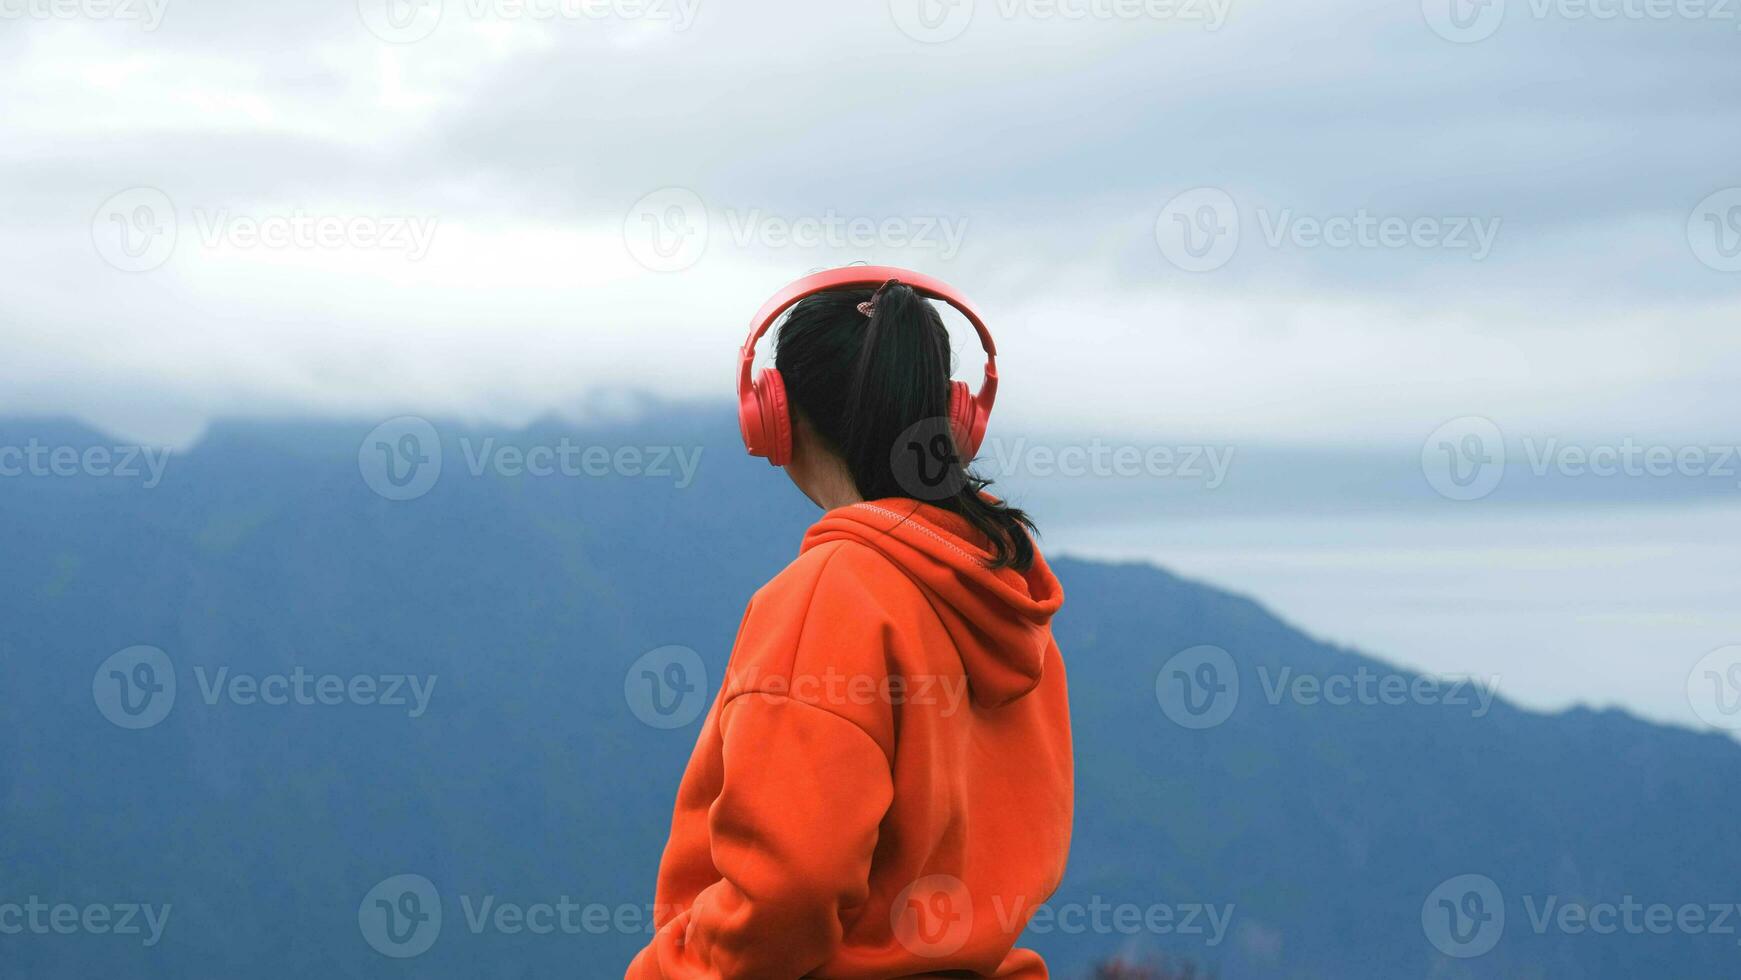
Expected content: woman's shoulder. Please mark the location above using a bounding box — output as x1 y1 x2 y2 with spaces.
722 539 923 720
753 537 920 613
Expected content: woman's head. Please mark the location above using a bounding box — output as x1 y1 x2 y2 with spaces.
774 280 1037 571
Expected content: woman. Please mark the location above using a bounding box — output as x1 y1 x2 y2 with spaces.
627 270 1073 979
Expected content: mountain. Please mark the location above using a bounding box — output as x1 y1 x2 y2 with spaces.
2 410 1738 979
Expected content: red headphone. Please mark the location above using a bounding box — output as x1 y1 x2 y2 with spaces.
737 265 999 467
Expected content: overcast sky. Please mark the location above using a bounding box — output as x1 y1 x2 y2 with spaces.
2 0 1738 449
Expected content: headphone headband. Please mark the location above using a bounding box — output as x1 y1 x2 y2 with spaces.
735 265 999 410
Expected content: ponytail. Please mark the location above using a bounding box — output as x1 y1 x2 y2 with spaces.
774 281 1038 571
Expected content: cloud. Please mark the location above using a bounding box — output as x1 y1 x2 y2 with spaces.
2 0 1738 447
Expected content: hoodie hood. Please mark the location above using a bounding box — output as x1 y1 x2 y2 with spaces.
800 498 1064 708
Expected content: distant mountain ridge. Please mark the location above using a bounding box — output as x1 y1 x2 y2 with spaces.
2 412 1738 979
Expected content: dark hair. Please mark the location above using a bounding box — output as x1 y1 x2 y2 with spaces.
774 280 1038 571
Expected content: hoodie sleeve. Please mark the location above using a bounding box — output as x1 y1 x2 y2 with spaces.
626 546 899 979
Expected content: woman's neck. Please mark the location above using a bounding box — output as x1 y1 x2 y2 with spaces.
799 464 863 511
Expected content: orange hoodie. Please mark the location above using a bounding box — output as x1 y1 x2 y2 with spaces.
626 498 1073 980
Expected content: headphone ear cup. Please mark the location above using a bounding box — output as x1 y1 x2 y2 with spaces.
755 368 793 467
738 372 769 460
947 380 982 460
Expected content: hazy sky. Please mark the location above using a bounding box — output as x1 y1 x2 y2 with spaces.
2 0 1738 449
